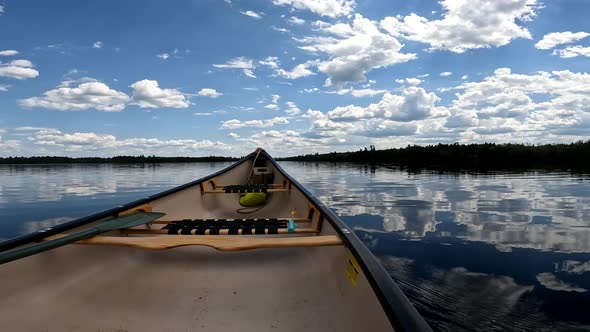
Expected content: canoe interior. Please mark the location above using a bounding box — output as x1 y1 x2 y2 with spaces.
0 152 398 331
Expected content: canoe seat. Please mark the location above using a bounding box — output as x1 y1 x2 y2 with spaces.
201 183 290 194
163 218 289 235
222 184 269 193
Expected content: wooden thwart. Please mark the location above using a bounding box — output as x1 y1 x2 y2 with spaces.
44 234 343 251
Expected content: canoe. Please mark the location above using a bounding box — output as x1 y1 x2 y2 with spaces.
0 148 431 331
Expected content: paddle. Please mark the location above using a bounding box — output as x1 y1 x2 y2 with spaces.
0 211 165 265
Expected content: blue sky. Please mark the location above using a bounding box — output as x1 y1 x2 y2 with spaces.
0 0 589 157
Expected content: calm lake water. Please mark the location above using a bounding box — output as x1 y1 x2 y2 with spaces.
1 162 589 331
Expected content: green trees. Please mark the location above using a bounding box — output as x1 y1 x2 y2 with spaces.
278 141 590 171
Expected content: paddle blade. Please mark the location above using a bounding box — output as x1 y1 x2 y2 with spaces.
95 212 166 232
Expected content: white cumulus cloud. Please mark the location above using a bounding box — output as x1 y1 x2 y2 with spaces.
92 41 103 49
269 67 590 148
197 88 223 98
535 31 590 50
396 78 422 86
288 16 305 25
445 67 590 140
264 94 281 110
0 50 18 56
0 66 39 79
285 101 302 115
259 56 280 69
297 86 453 144
0 57 39 80
240 10 263 19
275 61 316 79
330 87 387 97
131 80 189 108
260 57 316 79
380 0 540 53
271 26 290 33
220 116 289 129
213 57 256 78
328 87 443 122
9 59 33 67
272 0 355 18
19 81 130 112
299 14 416 86
552 45 590 58
25 128 229 156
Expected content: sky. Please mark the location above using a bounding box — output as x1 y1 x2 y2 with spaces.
0 0 589 157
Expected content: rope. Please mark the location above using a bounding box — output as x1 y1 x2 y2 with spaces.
246 147 262 184
236 203 268 214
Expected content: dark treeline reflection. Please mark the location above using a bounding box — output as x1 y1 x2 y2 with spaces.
0 155 239 164
279 141 590 171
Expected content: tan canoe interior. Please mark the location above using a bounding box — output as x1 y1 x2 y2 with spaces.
0 156 394 331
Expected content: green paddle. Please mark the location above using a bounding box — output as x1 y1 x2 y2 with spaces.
0 211 165 265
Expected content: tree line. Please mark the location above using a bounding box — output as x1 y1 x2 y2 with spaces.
278 141 590 171
0 155 239 164
2 141 589 170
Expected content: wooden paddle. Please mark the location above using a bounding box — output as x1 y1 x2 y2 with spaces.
0 211 165 265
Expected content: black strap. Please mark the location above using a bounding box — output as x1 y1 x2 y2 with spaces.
162 218 287 235
223 184 269 193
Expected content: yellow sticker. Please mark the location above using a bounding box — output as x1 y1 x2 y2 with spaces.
345 255 360 287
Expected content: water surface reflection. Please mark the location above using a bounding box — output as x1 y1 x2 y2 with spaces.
0 163 230 240
281 162 590 331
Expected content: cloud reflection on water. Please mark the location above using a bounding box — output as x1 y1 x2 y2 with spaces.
282 162 590 253
536 272 588 293
378 255 585 331
0 163 231 239
280 162 590 330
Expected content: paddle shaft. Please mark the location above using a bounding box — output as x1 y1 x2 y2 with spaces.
0 212 165 265
0 228 99 265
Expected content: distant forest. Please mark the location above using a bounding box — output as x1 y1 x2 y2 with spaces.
278 141 590 171
2 141 589 171
0 155 239 164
